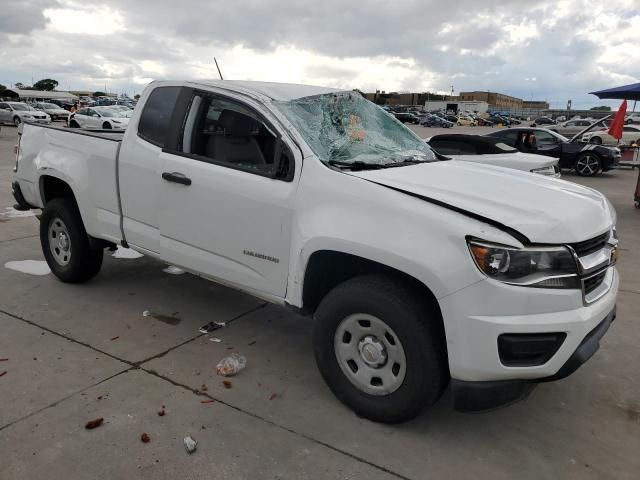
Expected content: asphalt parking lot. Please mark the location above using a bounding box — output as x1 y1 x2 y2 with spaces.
1 124 639 479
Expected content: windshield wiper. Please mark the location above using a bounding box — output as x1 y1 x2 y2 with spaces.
328 160 385 170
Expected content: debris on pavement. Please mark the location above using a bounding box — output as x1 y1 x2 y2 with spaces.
201 384 208 392
216 353 246 377
248 340 257 346
4 260 51 276
163 265 186 275
222 380 232 389
158 408 166 416
85 418 104 429
183 436 198 454
0 358 8 361
112 247 144 259
209 337 222 343
109 336 120 341
143 310 151 317
0 371 7 378
141 433 151 443
269 393 280 401
200 399 215 404
199 321 226 334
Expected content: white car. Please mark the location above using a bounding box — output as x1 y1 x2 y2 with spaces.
13 80 618 423
582 125 640 145
427 134 560 176
0 101 51 126
68 106 130 130
31 102 70 121
626 113 640 125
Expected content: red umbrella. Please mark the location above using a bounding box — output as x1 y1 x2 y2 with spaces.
608 99 627 140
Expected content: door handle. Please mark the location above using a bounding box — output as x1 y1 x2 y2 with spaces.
162 171 192 186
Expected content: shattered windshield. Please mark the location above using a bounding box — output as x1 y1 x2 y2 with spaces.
275 92 436 165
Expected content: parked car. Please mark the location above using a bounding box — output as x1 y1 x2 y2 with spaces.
394 112 420 124
486 127 621 176
475 117 494 126
427 134 559 176
0 101 51 126
489 114 510 126
626 113 640 124
419 113 454 128
531 117 555 127
31 102 70 121
551 119 594 137
48 99 76 111
68 106 130 130
581 125 640 146
456 115 477 127
13 80 618 423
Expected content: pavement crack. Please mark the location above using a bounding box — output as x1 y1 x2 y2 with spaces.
0 308 136 367
134 302 268 366
0 368 132 432
138 365 411 480
0 234 39 244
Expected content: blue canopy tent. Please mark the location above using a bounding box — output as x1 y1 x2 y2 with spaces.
590 82 640 112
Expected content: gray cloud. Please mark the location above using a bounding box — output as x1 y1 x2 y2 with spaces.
0 0 59 35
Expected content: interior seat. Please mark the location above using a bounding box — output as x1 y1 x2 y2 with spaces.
205 109 266 165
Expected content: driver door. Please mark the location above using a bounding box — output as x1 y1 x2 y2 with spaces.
532 130 562 156
158 90 299 298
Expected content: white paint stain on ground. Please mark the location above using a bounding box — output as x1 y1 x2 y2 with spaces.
4 260 51 275
163 265 186 275
112 246 144 259
0 207 36 219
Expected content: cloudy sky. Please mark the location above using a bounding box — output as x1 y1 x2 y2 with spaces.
1 0 639 108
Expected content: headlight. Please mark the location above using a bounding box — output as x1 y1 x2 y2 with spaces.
22 115 32 119
111 120 121 124
468 239 580 289
530 165 557 176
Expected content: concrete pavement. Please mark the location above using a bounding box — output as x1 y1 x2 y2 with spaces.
1 124 639 479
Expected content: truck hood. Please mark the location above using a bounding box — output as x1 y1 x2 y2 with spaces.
350 160 613 244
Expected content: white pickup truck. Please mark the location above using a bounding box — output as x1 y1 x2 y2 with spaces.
12 80 619 423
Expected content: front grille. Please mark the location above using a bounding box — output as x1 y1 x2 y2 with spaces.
570 232 609 257
584 270 607 295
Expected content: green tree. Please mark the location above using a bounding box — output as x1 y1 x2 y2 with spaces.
33 78 59 91
93 91 107 97
590 105 612 111
14 82 26 89
0 84 6 92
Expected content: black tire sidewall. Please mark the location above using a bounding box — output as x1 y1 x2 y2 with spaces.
40 198 103 282
313 275 448 423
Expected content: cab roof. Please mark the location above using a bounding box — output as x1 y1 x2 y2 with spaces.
186 80 346 101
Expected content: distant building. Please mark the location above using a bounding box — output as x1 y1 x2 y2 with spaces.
522 100 550 110
460 91 523 110
70 91 118 98
424 100 489 113
363 91 447 106
0 88 78 101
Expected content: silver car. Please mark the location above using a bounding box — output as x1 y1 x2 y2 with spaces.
0 102 51 126
31 102 69 121
551 119 593 138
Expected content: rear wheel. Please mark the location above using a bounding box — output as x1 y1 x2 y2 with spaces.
69 120 80 128
40 198 103 283
313 274 448 423
13 117 21 127
575 153 602 176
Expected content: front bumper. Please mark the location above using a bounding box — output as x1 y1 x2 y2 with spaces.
452 306 616 411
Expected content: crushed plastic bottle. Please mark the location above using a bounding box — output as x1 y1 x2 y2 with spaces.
216 353 247 377
184 435 198 454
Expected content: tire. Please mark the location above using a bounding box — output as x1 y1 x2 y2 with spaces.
40 198 103 283
102 122 112 129
574 153 602 177
589 136 602 145
69 120 80 128
313 274 448 423
13 117 21 127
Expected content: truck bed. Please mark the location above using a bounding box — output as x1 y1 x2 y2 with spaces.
15 122 124 243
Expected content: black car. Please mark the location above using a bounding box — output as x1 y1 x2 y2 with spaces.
485 127 621 176
532 116 555 126
393 112 420 124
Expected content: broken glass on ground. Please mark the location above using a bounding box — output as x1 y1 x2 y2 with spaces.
163 265 186 275
199 321 226 334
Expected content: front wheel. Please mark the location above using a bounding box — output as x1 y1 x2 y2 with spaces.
575 153 602 176
102 122 112 129
313 275 448 423
40 198 103 283
589 136 602 145
13 117 21 127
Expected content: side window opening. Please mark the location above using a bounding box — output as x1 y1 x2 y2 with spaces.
182 94 292 179
138 86 181 147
